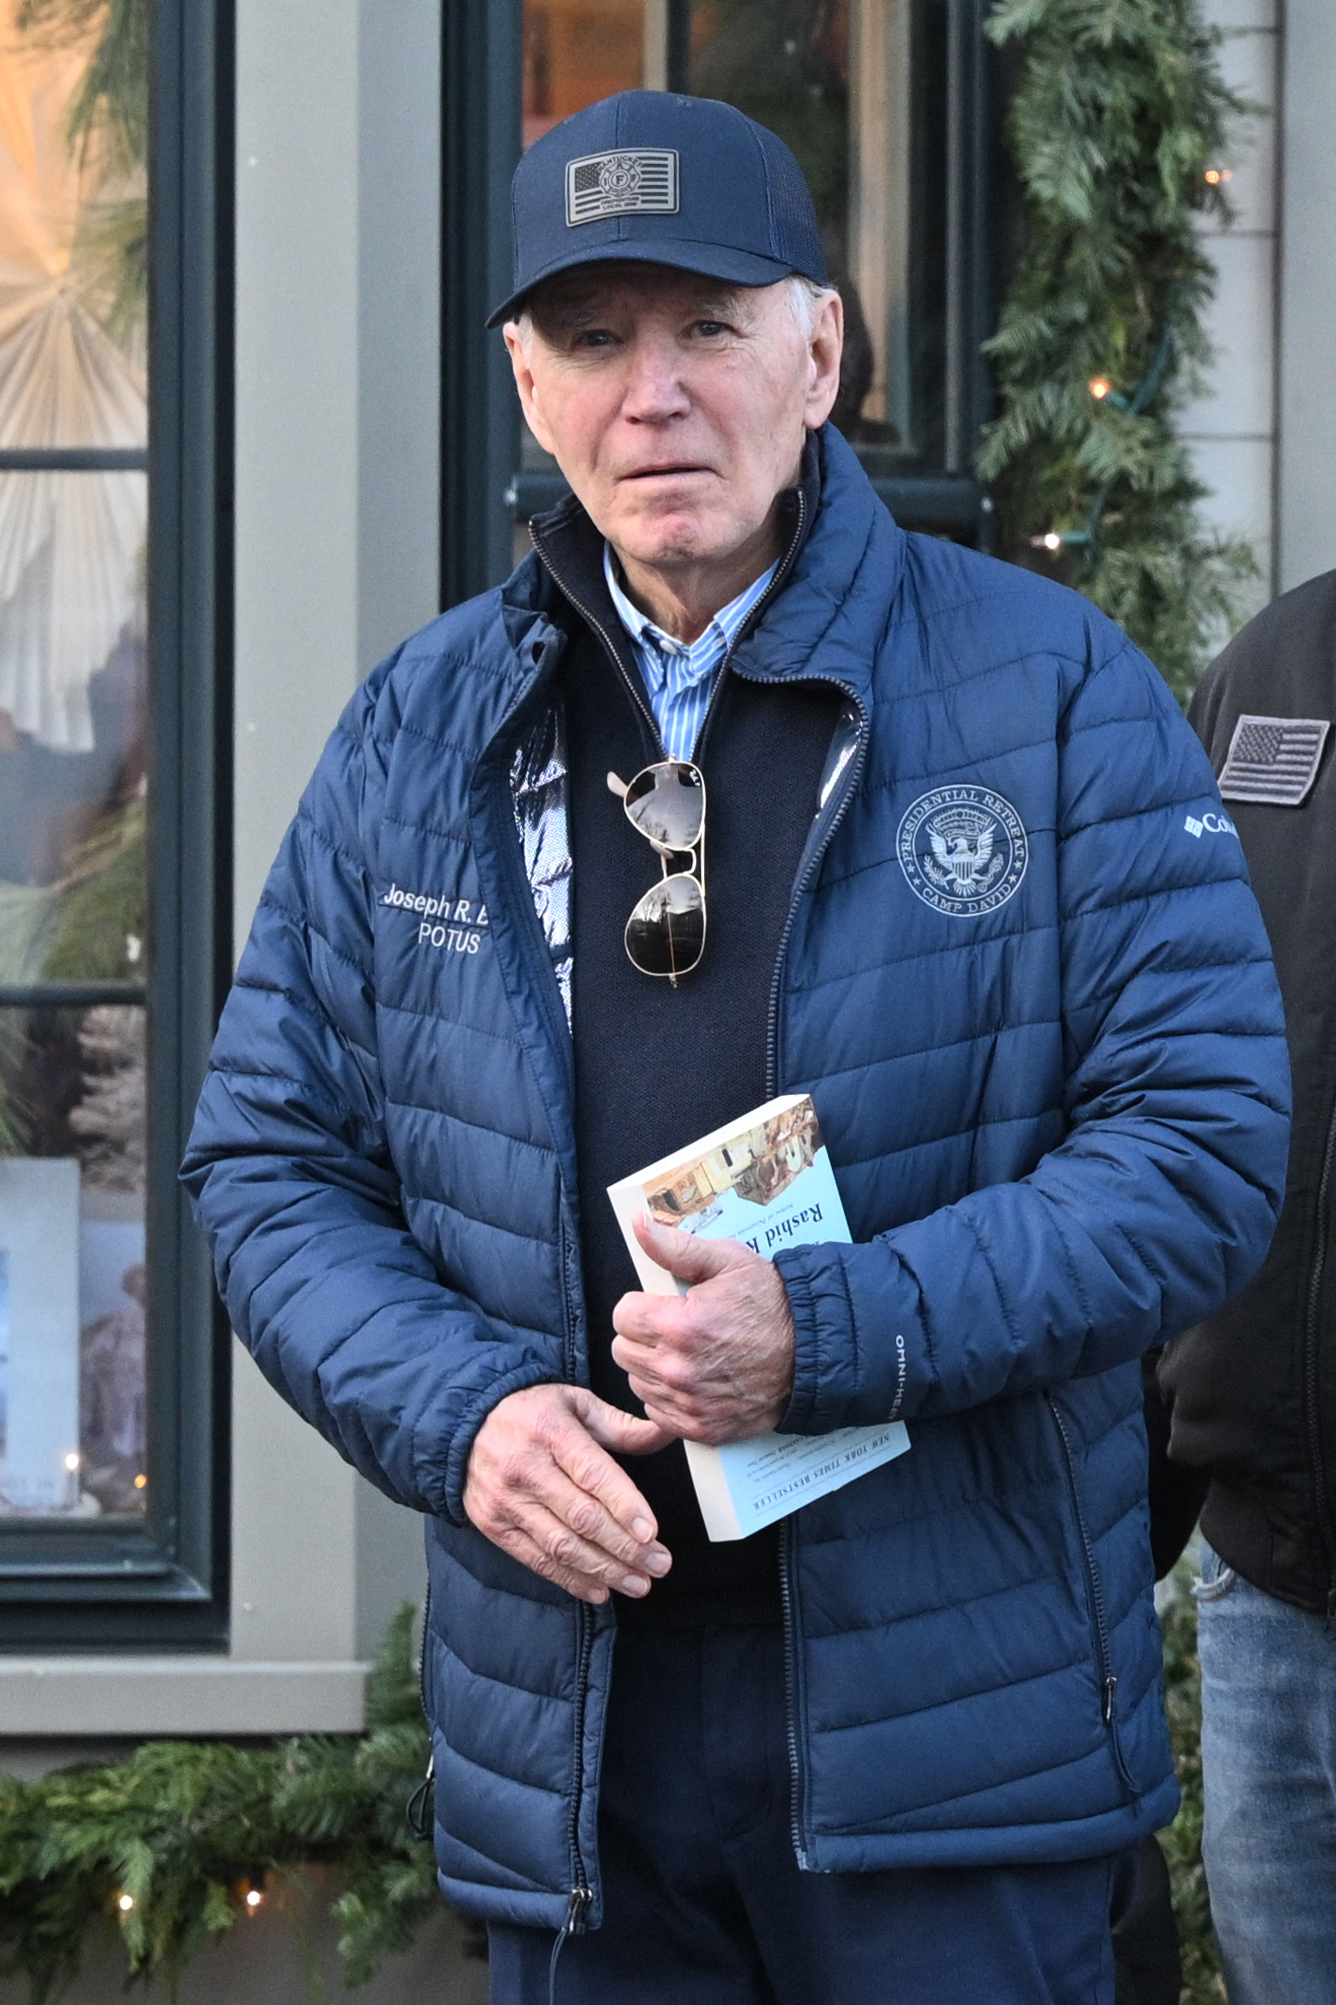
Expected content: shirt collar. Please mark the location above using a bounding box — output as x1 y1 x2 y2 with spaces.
602 543 778 674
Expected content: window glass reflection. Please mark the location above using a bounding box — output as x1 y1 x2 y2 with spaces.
0 1 148 1525
0 1003 146 1518
524 0 652 149
0 0 147 443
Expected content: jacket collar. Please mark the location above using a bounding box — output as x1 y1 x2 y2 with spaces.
500 427 903 719
522 430 821 650
726 425 902 715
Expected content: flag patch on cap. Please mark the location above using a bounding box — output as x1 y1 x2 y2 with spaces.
566 150 679 226
1217 713 1331 807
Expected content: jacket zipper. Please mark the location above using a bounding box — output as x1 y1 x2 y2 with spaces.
1045 1395 1136 1792
762 678 869 1863
1304 1094 1336 1622
418 1583 433 1720
759 681 868 1101
562 1603 596 1937
779 1517 811 1868
406 1585 436 1841
557 1209 597 1921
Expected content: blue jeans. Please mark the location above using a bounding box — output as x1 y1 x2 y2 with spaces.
489 1624 1132 2005
1196 1542 1336 2005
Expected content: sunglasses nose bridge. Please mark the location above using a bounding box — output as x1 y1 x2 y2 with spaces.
645 836 698 869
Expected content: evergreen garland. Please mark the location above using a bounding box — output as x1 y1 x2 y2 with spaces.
0 1609 463 2003
980 0 1260 699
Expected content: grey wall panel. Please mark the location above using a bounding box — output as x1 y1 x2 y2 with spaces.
1279 0 1336 590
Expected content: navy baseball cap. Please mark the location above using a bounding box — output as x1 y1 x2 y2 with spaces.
487 90 826 328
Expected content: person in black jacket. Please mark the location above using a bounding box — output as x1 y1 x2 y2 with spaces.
1162 568 1336 2005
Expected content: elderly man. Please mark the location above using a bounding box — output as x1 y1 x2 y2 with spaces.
184 93 1288 2004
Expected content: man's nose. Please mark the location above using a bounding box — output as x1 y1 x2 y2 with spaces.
620 338 691 422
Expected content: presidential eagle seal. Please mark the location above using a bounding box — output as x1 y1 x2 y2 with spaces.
897 786 1028 917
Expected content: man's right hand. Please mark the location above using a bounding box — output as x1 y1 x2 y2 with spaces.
463 1384 674 1605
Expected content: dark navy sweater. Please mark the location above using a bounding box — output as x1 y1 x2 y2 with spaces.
545 506 840 1623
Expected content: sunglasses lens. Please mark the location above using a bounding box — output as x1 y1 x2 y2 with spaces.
624 761 704 852
625 873 705 978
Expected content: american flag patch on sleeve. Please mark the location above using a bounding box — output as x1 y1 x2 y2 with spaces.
1217 713 1331 807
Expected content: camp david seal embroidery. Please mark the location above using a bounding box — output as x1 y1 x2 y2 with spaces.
897 786 1028 917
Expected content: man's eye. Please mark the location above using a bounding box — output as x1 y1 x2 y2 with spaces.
571 328 618 349
693 320 728 338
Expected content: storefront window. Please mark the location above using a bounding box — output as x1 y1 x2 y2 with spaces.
0 0 148 1525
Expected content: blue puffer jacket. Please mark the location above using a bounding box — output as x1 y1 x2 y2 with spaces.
183 429 1289 1930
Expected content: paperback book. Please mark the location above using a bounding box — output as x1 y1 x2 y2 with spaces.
607 1093 910 1541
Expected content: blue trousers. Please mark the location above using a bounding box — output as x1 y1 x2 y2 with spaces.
1197 1543 1336 2005
488 1624 1132 2005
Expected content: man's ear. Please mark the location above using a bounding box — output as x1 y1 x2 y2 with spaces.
504 322 558 456
803 291 844 432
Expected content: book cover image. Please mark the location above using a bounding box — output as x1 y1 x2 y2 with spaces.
640 1098 843 1259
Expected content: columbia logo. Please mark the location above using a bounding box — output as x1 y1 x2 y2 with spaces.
1184 810 1237 840
566 150 679 226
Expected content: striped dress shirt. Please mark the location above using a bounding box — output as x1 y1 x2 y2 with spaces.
602 543 778 763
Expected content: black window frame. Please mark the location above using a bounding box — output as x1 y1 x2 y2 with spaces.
0 0 233 1649
442 0 1004 607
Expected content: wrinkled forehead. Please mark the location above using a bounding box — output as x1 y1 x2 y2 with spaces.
524 261 764 337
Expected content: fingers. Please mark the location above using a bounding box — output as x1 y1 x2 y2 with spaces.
463 1384 674 1605
545 1392 666 1543
491 1502 665 1606
632 1214 751 1286
576 1389 674 1460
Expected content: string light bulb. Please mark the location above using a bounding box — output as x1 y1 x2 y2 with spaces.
117 1893 136 1914
1204 167 1232 186
63 1452 81 1473
1032 329 1177 561
245 1889 264 1912
134 1473 148 1490
237 1877 267 1914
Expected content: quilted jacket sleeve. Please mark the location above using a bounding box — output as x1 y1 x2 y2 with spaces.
775 636 1291 1435
181 671 556 1522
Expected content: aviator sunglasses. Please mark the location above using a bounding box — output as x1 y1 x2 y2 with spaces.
608 760 706 983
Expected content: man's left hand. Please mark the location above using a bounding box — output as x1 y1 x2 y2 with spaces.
610 1218 795 1444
